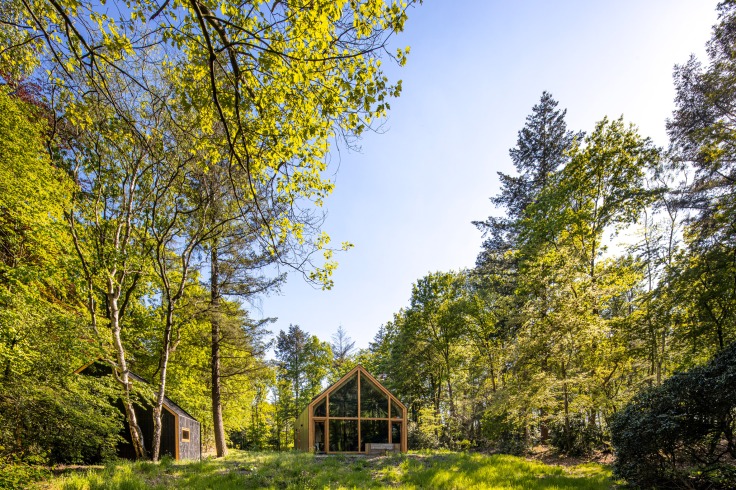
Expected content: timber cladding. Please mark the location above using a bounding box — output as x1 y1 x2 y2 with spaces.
295 365 408 454
176 412 201 460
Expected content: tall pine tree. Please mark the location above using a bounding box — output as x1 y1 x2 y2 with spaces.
474 92 579 274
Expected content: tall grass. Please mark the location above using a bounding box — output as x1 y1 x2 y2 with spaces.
43 450 614 489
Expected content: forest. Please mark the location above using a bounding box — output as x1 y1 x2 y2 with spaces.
1 0 736 489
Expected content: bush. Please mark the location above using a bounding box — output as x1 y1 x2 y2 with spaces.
611 342 736 489
0 375 122 465
549 417 605 457
0 463 50 489
408 421 440 450
408 407 443 449
480 413 529 456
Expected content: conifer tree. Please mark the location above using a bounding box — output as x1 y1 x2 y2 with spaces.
474 92 579 274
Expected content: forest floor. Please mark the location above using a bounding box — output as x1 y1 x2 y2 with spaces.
35 449 617 489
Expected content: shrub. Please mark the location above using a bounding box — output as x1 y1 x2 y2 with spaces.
0 463 50 489
611 342 736 489
408 421 440 450
480 413 529 456
549 417 605 457
408 407 443 449
0 375 122 465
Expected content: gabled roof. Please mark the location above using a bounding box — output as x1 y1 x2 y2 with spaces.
307 364 407 412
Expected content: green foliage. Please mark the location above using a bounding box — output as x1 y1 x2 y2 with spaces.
275 325 332 412
664 1 736 362
0 0 419 458
0 0 42 79
0 463 50 489
2 0 418 288
407 407 442 449
329 326 358 382
611 341 736 489
373 271 476 448
548 418 604 458
0 0 419 460
0 376 122 465
0 86 121 466
380 94 671 460
479 413 528 456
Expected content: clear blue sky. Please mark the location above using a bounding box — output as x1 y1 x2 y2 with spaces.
255 0 719 351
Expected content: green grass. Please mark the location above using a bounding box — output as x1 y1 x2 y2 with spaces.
40 450 615 490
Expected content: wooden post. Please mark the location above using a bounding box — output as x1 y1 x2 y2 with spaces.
357 372 361 453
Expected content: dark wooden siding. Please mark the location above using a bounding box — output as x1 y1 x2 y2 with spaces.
178 416 201 460
117 403 175 459
160 408 176 458
117 401 152 460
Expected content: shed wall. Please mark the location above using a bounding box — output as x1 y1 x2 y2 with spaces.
178 417 201 460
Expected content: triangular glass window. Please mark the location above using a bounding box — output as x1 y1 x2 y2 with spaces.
360 374 388 418
391 399 403 419
329 373 358 417
314 398 326 417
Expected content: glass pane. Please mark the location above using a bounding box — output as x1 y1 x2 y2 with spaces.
329 420 358 452
360 374 388 418
314 398 326 417
314 421 325 453
391 422 402 445
329 374 358 417
391 399 403 419
361 420 389 451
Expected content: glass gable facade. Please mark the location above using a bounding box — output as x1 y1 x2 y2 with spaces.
361 377 388 418
328 374 358 417
308 368 405 453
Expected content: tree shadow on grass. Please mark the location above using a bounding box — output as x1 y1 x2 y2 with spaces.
393 452 613 490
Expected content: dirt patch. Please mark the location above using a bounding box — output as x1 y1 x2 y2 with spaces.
526 446 614 467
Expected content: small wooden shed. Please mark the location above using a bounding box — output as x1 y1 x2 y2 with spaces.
295 365 408 454
76 361 201 461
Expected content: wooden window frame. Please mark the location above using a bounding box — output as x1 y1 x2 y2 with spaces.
182 428 191 443
306 366 408 453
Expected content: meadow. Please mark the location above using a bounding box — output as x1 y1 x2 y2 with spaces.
35 450 616 490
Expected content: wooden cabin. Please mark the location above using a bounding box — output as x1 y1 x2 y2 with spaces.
76 362 201 461
295 365 408 454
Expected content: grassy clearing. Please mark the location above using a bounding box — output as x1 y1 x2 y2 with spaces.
39 450 615 490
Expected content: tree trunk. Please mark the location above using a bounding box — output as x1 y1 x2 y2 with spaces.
211 244 228 457
152 304 174 461
540 408 549 444
658 328 666 385
446 376 455 418
485 342 497 393
562 363 570 453
111 302 147 459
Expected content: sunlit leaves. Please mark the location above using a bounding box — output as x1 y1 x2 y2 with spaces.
1 0 417 287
